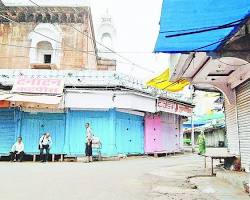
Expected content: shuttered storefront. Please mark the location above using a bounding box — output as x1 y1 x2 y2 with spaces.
144 114 162 153
116 111 144 155
20 112 66 154
224 101 240 155
161 113 181 153
66 110 115 156
144 113 182 154
236 80 250 172
0 109 18 154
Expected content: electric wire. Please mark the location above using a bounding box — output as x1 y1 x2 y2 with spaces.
161 19 242 36
0 13 154 71
0 42 95 53
0 3 187 90
0 15 156 90
0 42 156 55
160 19 243 34
164 23 238 38
0 14 97 58
27 0 155 73
70 24 154 73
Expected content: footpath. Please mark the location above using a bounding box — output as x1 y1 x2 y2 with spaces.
145 154 249 200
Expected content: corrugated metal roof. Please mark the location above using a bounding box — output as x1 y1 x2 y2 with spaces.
0 69 192 104
1 0 90 7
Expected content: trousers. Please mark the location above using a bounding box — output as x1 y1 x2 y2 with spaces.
10 151 24 162
40 145 50 162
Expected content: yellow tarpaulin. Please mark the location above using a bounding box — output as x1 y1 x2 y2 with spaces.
147 68 189 92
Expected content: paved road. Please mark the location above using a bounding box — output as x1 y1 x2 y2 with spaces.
0 154 247 200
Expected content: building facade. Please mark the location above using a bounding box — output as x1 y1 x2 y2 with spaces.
0 2 192 159
0 70 192 157
168 20 250 172
0 3 115 70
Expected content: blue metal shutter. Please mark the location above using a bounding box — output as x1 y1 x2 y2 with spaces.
20 112 66 154
115 111 144 155
66 110 115 156
0 109 17 154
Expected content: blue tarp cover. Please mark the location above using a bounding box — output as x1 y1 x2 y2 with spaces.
155 0 250 53
183 121 206 129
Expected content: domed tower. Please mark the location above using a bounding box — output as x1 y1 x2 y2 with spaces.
97 9 116 60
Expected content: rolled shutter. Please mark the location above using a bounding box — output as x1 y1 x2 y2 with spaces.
236 80 250 172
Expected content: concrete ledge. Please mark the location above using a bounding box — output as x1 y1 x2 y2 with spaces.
75 156 120 162
216 170 249 191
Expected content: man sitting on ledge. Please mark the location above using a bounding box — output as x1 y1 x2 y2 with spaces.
10 137 25 162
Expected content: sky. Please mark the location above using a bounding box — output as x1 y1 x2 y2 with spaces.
193 91 221 117
91 0 170 81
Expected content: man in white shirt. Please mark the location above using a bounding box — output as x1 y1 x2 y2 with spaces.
39 132 52 162
85 123 93 162
10 137 25 162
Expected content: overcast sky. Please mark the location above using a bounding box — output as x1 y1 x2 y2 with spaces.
91 0 170 81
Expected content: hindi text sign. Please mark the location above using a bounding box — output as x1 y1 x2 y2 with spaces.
12 77 64 94
157 99 192 117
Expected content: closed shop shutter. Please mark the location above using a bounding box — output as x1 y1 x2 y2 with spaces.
68 110 114 156
144 114 162 153
0 109 17 154
161 113 181 153
116 111 144 155
21 112 66 154
224 101 240 155
236 80 250 171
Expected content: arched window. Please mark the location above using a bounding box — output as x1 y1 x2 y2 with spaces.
36 41 53 64
28 23 62 68
101 33 112 49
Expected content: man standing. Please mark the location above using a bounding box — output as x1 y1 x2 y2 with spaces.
39 133 52 162
85 123 93 162
10 137 25 162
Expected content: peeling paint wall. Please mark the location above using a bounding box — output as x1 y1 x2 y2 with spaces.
0 23 98 69
0 7 99 70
